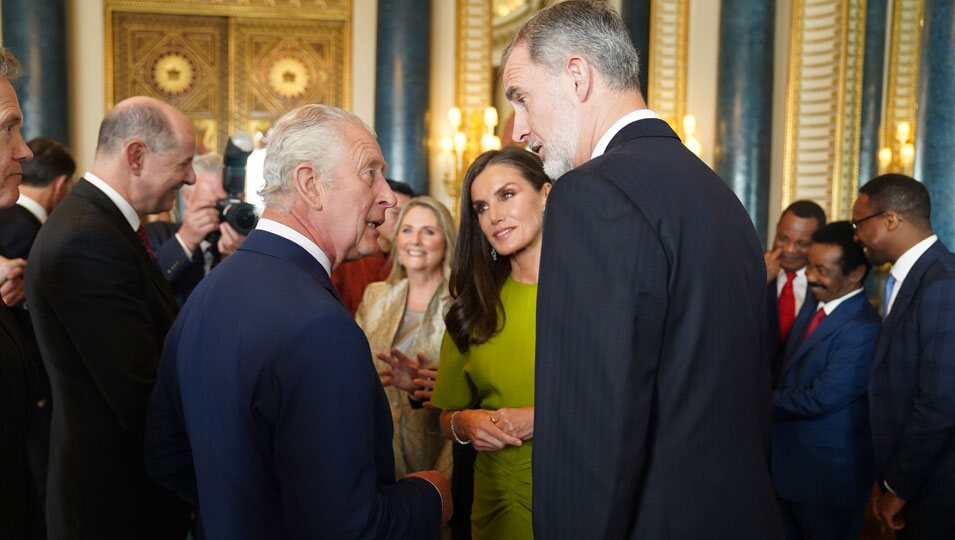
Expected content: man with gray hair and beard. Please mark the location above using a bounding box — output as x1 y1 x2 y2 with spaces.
146 104 451 540
501 1 783 538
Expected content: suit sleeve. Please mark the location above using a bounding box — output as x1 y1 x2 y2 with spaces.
883 276 955 499
533 172 669 538
773 320 878 419
143 319 197 506
271 315 440 540
43 229 165 440
154 233 195 284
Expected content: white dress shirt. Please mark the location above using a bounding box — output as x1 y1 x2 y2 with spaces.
255 218 331 277
776 267 808 315
16 194 48 224
885 235 938 316
814 287 864 316
84 172 140 231
591 109 660 159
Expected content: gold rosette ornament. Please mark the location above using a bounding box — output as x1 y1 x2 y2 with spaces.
152 53 195 96
268 57 310 99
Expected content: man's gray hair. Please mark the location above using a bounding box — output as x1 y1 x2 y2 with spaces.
192 152 223 175
501 0 640 92
0 48 23 83
95 101 178 156
259 104 371 207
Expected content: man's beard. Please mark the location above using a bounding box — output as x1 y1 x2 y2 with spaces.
541 96 580 180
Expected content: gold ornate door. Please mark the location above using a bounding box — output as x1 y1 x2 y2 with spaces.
106 0 351 154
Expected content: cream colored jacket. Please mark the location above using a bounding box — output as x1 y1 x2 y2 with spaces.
355 278 453 479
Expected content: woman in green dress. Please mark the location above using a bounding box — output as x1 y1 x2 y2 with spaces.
431 147 551 540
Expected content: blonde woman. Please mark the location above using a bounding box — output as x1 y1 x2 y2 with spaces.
356 196 457 479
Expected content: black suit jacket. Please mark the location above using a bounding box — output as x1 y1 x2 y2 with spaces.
534 119 783 539
145 220 218 308
0 203 44 379
25 178 189 539
0 303 36 539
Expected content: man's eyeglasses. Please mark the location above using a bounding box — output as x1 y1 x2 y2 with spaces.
851 211 886 230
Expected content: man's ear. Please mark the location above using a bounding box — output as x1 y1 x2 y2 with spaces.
848 264 867 289
885 210 903 232
293 163 325 211
125 140 147 175
566 55 593 102
52 174 70 196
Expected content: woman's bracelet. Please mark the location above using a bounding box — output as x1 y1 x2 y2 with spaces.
450 410 470 445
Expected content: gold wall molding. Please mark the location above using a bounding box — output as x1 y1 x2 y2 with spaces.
647 0 689 137
106 0 350 152
880 0 922 175
782 0 867 220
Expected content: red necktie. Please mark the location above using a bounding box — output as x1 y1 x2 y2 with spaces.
778 271 797 340
802 308 826 342
136 225 156 260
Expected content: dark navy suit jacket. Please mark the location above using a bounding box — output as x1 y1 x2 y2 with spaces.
772 291 879 507
534 118 782 539
145 220 217 308
869 240 955 530
767 278 817 387
146 229 440 540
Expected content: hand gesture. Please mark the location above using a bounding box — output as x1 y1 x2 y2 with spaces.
764 248 782 284
873 488 906 532
0 257 27 306
454 409 523 452
412 368 437 406
217 222 246 257
489 407 534 441
377 348 422 394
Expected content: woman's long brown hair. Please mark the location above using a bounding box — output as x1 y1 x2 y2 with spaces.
445 147 551 352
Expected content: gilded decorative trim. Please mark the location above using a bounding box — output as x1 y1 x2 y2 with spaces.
880 0 922 175
781 0 867 219
453 0 494 199
647 0 689 137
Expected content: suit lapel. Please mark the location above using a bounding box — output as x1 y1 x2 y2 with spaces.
870 241 945 374
72 178 178 310
780 296 817 366
781 294 865 378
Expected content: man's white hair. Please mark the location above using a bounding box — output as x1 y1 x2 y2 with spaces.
259 104 373 207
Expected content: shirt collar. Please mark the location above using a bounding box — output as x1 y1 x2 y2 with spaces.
890 235 938 285
84 172 140 230
817 287 864 316
16 194 48 223
591 109 659 159
255 218 331 277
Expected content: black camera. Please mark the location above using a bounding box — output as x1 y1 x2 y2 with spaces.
216 133 258 236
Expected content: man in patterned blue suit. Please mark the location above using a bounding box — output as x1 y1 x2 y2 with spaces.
852 174 955 538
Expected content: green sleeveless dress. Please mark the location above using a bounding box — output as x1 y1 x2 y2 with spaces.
432 277 537 540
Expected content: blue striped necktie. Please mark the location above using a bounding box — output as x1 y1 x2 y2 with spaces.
883 274 897 319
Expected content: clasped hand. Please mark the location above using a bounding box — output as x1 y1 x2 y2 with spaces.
453 408 534 452
377 348 436 406
0 256 27 306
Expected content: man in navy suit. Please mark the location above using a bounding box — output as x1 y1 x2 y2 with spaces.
765 200 826 387
773 221 879 540
502 2 782 538
146 104 451 539
852 174 955 538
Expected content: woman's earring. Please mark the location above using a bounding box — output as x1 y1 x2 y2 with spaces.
491 247 498 261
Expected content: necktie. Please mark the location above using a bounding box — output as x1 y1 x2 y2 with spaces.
778 271 797 340
883 274 896 319
802 308 827 342
135 225 156 261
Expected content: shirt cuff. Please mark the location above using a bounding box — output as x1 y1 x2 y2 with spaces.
419 477 443 516
883 480 896 495
174 233 193 258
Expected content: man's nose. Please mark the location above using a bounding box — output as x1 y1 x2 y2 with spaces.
14 134 32 161
511 110 530 144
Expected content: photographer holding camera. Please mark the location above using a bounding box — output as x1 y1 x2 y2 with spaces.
146 151 254 307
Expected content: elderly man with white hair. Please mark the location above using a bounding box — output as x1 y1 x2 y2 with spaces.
145 104 451 540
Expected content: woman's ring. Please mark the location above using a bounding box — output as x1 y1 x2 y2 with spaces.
490 415 499 424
